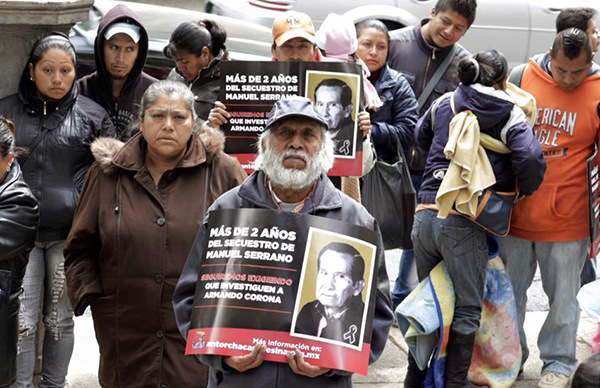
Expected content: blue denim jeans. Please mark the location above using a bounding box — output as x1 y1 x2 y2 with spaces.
15 240 74 388
499 236 588 377
411 209 489 335
391 172 422 308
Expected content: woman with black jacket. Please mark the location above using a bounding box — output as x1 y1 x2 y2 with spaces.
0 32 115 388
164 20 229 121
0 117 38 388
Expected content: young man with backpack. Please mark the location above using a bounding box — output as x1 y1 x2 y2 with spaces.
502 28 600 388
386 0 478 309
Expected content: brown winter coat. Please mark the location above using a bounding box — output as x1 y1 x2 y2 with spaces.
64 128 246 388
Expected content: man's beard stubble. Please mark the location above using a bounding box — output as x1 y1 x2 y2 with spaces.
110 74 129 81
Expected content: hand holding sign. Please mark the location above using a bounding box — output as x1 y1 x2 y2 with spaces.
224 344 267 372
287 350 331 378
357 111 371 138
207 101 230 130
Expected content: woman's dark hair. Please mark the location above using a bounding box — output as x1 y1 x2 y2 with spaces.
458 49 508 87
355 19 390 42
355 19 390 62
163 20 227 59
126 80 202 137
0 116 15 158
29 31 76 68
571 353 600 388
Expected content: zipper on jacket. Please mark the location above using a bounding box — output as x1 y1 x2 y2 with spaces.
422 56 432 95
43 101 47 116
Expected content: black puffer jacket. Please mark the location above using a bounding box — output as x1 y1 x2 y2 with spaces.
0 162 38 388
167 50 229 121
0 66 116 242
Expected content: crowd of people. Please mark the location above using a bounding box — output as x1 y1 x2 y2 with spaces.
0 0 600 388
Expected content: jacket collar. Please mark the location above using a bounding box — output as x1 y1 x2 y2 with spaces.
18 75 78 130
238 170 344 214
314 296 364 321
0 160 20 194
453 83 515 129
92 124 226 173
534 51 600 78
92 131 205 173
186 50 228 86
376 64 395 89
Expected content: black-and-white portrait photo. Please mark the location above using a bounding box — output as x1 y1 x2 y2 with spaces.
306 71 360 159
290 220 379 353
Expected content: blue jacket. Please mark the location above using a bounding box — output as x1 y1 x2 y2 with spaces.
369 64 418 163
415 83 546 205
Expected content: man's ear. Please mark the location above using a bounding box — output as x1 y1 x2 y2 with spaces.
343 104 354 118
352 280 365 296
260 137 266 153
429 7 436 19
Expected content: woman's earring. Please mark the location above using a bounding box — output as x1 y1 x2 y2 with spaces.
30 77 34 81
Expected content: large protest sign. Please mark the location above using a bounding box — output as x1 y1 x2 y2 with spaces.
220 61 363 176
587 145 600 258
186 208 380 375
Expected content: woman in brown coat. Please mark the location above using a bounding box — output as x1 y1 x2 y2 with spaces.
64 81 246 388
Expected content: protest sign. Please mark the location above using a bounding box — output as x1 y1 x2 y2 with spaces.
186 208 380 375
220 61 363 176
587 144 600 258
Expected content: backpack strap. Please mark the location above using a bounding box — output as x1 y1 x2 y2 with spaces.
508 63 528 87
430 92 455 129
417 44 458 113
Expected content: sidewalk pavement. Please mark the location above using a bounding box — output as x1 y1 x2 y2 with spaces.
65 250 598 387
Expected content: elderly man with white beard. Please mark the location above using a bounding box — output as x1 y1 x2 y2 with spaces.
173 96 393 388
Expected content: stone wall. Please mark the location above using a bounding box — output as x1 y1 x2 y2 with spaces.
0 0 93 99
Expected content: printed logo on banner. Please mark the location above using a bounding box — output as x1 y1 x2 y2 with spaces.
191 330 207 350
289 227 377 351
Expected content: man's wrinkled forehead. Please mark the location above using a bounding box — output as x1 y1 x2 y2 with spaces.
273 117 323 133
